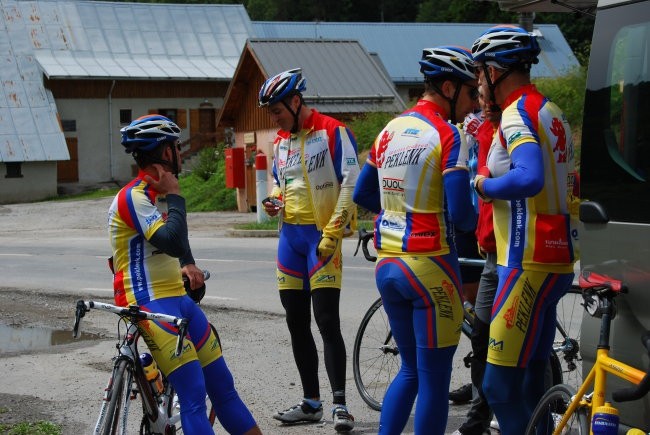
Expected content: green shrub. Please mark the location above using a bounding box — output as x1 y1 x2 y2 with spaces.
348 112 396 153
534 66 587 132
4 421 61 435
180 144 237 212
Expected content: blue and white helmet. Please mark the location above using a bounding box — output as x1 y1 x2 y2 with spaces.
471 25 540 68
120 115 181 153
258 68 307 107
419 46 476 82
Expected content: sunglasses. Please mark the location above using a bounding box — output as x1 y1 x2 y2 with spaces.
462 83 479 101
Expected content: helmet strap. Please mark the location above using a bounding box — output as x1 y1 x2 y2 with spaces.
428 79 462 124
168 142 180 179
282 94 303 134
482 64 507 115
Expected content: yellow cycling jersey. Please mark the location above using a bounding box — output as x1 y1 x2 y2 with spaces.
108 171 185 307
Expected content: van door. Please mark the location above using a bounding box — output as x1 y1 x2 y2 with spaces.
580 0 650 428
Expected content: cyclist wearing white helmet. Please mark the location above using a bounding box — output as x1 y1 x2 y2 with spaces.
258 69 360 432
352 46 478 435
470 25 579 435
109 115 262 435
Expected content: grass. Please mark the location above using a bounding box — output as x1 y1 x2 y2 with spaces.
51 187 119 202
0 421 61 435
234 217 279 230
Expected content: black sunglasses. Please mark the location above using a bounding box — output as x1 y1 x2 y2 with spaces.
462 83 479 101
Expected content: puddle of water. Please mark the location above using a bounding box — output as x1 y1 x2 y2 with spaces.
0 323 101 353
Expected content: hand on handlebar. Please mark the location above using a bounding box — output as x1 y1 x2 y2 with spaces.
181 264 205 290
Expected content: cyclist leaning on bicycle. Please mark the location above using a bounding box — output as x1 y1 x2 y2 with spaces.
108 114 262 435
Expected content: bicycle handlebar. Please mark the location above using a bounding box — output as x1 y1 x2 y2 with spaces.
73 300 190 357
612 331 650 403
354 228 488 269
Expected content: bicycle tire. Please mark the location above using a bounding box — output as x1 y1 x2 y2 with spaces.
554 286 583 391
525 383 589 435
352 297 399 411
353 296 474 411
99 358 132 435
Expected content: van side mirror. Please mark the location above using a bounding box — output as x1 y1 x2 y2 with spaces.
579 201 610 224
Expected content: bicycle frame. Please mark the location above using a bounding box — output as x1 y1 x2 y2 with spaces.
554 348 645 435
74 300 189 435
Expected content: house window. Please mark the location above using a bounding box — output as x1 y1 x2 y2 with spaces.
5 162 23 178
157 109 177 123
120 109 132 125
61 120 76 132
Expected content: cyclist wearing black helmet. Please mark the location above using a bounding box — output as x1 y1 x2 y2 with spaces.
108 114 262 435
352 46 478 435
258 68 360 432
471 26 579 435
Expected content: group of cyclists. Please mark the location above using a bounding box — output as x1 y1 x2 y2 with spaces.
109 22 578 435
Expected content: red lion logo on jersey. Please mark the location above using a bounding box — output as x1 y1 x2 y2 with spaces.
551 118 567 163
504 296 520 329
375 130 393 168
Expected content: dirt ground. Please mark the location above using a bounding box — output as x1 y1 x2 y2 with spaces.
0 198 471 434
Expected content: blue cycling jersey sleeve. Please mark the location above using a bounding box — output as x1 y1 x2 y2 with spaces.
483 142 544 200
352 163 381 214
444 169 476 232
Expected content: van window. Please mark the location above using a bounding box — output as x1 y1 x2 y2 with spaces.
581 1 650 223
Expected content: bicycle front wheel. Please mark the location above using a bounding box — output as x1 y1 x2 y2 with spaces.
525 383 589 435
98 358 133 435
353 297 399 411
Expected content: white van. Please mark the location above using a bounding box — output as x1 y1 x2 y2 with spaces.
579 0 650 429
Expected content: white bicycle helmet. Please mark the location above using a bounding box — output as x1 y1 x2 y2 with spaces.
258 68 307 107
471 25 540 68
419 46 476 82
120 115 181 153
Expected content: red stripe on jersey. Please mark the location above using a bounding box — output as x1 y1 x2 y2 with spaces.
117 178 140 229
113 270 127 306
405 213 442 252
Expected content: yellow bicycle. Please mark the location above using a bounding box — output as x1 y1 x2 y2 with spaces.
525 270 650 434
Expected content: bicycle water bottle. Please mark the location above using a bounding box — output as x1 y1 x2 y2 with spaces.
140 352 164 395
592 402 619 435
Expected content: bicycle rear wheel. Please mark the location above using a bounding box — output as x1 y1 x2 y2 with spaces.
554 286 583 390
98 358 133 435
352 297 399 411
525 383 589 435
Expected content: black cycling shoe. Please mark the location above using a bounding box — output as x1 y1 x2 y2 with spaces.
449 383 473 404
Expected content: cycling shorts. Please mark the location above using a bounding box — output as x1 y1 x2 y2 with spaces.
276 223 343 291
375 254 464 349
487 266 574 367
137 295 222 376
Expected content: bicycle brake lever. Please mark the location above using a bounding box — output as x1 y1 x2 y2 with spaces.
72 300 88 339
174 319 189 357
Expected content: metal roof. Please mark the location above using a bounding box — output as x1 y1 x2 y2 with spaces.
18 1 254 80
253 22 580 83
249 39 405 114
0 0 255 163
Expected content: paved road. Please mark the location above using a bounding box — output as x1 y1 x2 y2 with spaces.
0 197 476 434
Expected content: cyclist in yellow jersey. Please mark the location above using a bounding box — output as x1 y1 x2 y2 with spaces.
470 26 579 435
258 68 360 433
353 46 478 435
108 115 261 435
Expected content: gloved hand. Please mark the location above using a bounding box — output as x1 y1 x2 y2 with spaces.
317 236 338 258
473 166 492 203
